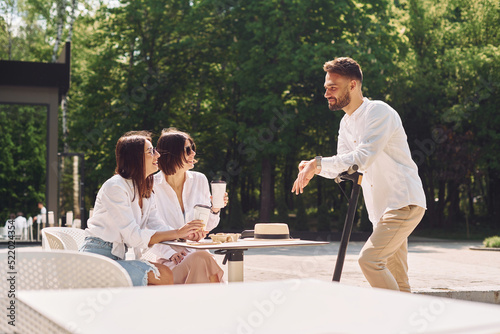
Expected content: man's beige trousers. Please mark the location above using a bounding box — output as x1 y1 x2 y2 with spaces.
358 205 425 292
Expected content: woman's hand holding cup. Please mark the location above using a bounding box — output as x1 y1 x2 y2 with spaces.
211 181 227 212
186 226 207 242
210 192 229 213
178 220 204 239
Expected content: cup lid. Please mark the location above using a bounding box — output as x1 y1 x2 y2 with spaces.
211 180 226 184
194 204 211 209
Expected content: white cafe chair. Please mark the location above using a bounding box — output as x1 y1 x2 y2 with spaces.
41 230 65 250
27 216 33 241
65 211 73 227
13 218 27 240
0 250 133 291
72 218 81 229
42 227 87 251
141 248 158 262
14 228 24 241
0 251 133 334
47 211 55 227
0 226 6 240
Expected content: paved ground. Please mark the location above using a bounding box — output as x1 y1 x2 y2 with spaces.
4 238 500 302
212 238 500 299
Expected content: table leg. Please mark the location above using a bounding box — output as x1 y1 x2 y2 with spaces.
228 260 244 282
215 249 246 282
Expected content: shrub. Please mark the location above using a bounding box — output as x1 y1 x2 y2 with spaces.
483 236 500 248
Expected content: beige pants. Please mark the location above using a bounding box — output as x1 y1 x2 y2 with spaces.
358 205 425 292
172 251 224 284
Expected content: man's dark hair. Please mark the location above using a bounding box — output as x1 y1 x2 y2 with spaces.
323 57 363 83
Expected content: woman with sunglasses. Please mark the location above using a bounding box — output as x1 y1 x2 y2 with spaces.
80 131 203 286
151 128 228 283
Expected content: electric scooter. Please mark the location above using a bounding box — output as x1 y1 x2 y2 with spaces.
332 165 363 282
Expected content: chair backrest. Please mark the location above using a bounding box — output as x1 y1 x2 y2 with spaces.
42 227 87 250
14 217 27 239
27 216 34 241
47 211 55 226
0 250 133 290
141 248 158 262
66 211 73 227
53 231 79 250
41 230 65 250
72 218 81 228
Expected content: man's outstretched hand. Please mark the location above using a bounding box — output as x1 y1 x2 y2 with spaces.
291 159 318 195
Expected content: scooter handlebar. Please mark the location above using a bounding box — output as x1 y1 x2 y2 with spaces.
346 164 358 175
335 165 359 183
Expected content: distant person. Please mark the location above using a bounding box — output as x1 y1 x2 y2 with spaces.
14 212 28 239
33 202 47 226
80 131 203 286
292 57 426 292
151 128 227 283
5 213 15 225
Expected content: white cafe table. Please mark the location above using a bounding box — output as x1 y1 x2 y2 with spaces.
162 238 329 282
14 279 500 334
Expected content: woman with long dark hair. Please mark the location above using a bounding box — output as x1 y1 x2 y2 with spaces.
151 128 227 283
80 131 202 286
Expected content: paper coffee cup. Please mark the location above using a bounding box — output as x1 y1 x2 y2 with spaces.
211 181 226 208
193 204 211 230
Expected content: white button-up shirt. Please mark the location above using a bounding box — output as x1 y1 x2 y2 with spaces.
85 174 171 259
319 98 426 225
152 171 220 264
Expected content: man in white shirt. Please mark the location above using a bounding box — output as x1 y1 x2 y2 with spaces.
292 57 426 292
14 212 28 239
33 202 47 226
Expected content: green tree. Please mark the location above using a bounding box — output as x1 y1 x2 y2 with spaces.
0 105 46 220
198 0 404 226
391 0 500 231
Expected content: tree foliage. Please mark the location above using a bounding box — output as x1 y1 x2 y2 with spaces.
0 105 46 219
2 0 499 236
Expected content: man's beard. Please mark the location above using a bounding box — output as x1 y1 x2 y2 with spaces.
328 88 351 111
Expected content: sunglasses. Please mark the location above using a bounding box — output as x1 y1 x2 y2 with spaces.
185 143 196 155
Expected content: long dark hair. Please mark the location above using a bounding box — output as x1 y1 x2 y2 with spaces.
157 127 196 175
115 131 154 200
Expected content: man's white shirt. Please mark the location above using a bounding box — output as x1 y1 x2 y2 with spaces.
319 97 427 225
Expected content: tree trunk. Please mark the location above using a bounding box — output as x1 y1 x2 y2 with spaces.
467 182 475 218
488 172 500 229
73 156 80 218
7 2 14 60
317 178 322 208
240 175 249 213
259 157 274 221
61 0 77 153
436 180 446 228
421 168 435 228
284 154 294 210
67 0 77 41
51 0 67 63
445 181 460 227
